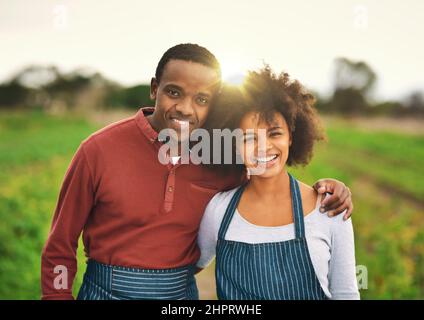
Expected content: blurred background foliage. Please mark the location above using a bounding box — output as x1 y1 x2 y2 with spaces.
1 58 424 117
0 57 423 299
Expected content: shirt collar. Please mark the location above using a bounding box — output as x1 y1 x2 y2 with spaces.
135 106 159 144
135 107 195 156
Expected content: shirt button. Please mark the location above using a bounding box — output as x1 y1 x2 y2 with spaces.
168 186 174 192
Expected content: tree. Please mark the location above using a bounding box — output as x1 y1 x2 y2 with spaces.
334 57 377 95
330 57 377 115
405 91 424 114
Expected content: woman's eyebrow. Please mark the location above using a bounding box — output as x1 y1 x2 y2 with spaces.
268 126 283 131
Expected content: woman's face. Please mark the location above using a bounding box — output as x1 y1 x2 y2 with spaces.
238 111 291 179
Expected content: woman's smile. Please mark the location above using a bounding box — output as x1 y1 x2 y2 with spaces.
252 154 280 169
239 111 290 178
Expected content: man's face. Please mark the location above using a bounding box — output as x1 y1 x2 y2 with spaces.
149 59 221 142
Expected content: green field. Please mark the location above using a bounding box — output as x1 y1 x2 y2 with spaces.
0 111 423 299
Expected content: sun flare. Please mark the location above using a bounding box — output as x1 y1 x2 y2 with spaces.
220 59 248 86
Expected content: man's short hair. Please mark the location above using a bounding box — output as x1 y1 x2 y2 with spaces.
155 43 221 83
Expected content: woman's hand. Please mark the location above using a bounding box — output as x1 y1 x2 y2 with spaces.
313 178 353 220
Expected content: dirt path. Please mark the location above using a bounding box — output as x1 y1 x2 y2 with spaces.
86 109 136 126
85 110 424 136
321 115 424 136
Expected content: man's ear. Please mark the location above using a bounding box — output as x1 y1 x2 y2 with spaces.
150 78 158 100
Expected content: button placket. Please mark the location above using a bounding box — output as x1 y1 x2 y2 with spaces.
163 166 178 213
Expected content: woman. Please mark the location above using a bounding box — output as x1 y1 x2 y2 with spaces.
197 67 359 300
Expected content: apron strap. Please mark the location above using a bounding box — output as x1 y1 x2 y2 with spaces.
218 174 305 240
289 173 306 239
217 185 245 240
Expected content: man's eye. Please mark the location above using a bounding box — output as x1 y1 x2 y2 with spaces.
167 89 180 97
197 96 209 105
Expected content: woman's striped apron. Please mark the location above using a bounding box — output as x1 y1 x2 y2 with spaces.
215 173 328 300
77 260 198 300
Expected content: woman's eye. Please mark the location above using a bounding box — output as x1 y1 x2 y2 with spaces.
270 132 282 137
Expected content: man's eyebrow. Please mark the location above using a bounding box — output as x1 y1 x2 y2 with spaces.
197 92 212 98
164 84 212 97
164 84 183 91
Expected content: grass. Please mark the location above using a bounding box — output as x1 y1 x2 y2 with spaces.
290 123 424 299
0 110 98 299
0 110 423 299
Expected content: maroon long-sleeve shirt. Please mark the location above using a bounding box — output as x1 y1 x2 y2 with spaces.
41 107 240 300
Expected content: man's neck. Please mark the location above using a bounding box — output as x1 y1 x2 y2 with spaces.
145 114 159 133
146 113 194 161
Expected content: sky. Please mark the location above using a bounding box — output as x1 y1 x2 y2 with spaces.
1 0 423 100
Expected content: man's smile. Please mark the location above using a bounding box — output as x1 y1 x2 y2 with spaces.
167 115 197 131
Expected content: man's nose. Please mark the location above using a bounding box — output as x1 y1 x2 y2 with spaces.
175 97 194 117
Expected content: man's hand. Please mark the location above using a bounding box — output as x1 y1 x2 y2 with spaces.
313 178 353 220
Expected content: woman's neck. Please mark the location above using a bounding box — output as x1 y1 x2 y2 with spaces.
246 170 290 200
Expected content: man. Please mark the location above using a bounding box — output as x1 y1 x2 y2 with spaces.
41 43 353 300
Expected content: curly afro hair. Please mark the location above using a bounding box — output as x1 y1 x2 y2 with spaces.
204 65 325 174
241 66 325 166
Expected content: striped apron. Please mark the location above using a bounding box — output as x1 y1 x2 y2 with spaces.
76 260 198 300
215 174 328 300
